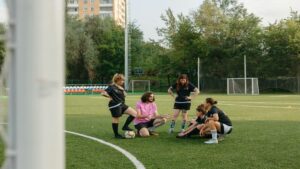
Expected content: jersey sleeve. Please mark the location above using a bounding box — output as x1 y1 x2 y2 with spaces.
211 107 219 114
188 83 196 92
170 84 176 91
136 101 142 110
153 102 158 112
105 86 112 95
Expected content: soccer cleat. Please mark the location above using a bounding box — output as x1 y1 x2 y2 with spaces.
204 139 218 144
181 129 185 133
168 128 174 134
122 126 133 131
115 134 125 139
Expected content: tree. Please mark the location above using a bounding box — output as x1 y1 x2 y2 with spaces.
65 17 98 83
0 24 5 71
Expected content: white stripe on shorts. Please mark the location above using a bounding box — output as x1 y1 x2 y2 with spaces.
175 101 191 104
109 103 122 109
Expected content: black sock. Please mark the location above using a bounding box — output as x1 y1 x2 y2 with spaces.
112 123 119 136
122 115 134 129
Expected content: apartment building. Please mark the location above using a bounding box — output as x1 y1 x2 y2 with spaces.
67 0 126 27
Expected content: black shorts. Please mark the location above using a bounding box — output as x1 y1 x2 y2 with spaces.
108 103 129 118
173 103 191 110
134 119 155 132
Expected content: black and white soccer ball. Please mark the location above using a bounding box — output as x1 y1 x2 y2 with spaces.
124 131 136 139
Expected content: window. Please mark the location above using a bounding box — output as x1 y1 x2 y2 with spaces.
100 6 112 12
84 0 88 4
84 7 88 11
100 0 112 4
91 0 95 3
67 7 78 12
91 7 94 11
100 13 112 18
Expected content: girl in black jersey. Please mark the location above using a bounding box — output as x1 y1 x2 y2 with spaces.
201 98 233 144
102 74 137 139
176 104 206 138
168 74 199 133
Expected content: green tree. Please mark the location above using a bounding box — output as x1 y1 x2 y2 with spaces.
0 24 5 71
65 17 98 83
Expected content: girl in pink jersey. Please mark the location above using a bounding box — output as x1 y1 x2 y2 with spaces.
134 92 169 137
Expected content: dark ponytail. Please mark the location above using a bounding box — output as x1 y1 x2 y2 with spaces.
206 98 217 105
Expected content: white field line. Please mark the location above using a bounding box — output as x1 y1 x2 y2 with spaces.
221 101 300 106
65 130 146 169
220 103 300 110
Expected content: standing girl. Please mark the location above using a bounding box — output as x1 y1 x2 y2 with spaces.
102 73 137 139
168 74 199 133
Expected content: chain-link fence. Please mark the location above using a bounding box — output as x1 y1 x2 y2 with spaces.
65 76 300 94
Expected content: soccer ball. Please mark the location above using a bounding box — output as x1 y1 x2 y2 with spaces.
124 131 135 139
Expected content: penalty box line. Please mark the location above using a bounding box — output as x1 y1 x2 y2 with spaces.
65 130 146 169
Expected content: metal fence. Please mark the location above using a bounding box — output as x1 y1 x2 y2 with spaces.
65 76 300 94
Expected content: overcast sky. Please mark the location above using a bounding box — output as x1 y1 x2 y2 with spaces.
1 0 300 41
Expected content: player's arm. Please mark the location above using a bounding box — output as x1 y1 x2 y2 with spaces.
167 87 175 98
153 112 170 119
186 87 199 100
207 113 219 121
135 106 149 119
101 91 111 99
193 87 200 96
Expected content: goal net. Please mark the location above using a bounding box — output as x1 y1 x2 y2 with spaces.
129 80 151 93
227 78 259 95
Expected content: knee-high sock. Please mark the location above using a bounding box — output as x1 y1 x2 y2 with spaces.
211 129 218 140
123 115 134 128
112 123 119 136
181 120 186 130
170 120 175 129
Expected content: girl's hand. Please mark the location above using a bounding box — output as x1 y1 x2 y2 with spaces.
185 96 192 100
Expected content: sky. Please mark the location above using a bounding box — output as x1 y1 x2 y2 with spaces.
0 0 300 41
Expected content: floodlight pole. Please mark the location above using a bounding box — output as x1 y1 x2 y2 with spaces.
244 55 247 94
7 0 65 169
197 57 200 89
124 0 129 90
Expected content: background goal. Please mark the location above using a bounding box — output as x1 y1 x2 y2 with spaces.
129 80 150 93
227 78 259 95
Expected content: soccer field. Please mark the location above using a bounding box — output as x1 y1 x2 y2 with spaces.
64 94 300 169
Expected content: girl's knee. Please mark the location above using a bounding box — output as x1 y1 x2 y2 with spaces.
139 128 150 137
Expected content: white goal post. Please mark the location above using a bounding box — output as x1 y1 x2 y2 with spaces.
129 80 151 93
227 78 259 95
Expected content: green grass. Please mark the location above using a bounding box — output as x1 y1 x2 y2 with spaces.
65 94 300 169
0 94 299 168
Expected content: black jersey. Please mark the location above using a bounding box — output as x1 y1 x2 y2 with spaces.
206 106 232 126
171 83 196 102
196 116 206 124
105 84 126 105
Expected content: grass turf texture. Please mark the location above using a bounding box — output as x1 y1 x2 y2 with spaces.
0 94 300 169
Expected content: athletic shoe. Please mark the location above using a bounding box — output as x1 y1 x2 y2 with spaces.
168 128 174 134
149 131 159 136
115 134 125 139
204 139 218 144
122 126 133 131
181 129 185 133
